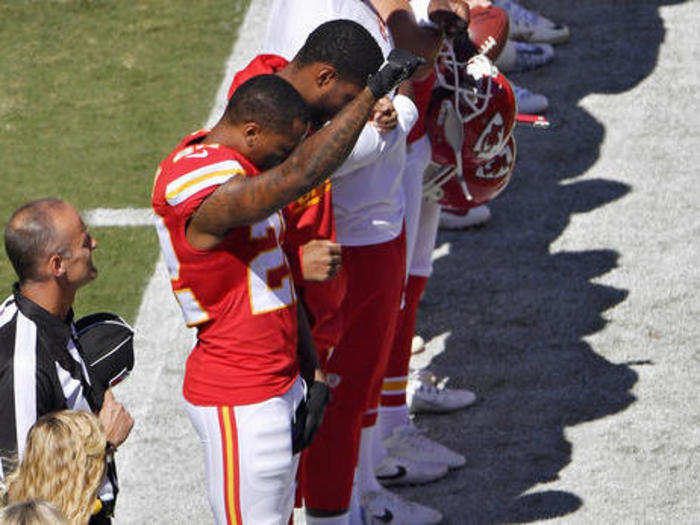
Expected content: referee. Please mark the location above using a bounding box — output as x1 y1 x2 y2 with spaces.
0 198 133 523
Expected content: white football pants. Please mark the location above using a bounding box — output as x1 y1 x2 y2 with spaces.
403 135 441 278
185 377 305 525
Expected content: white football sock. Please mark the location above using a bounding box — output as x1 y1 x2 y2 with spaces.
372 420 389 467
378 404 410 441
305 512 350 525
348 475 363 525
357 425 383 495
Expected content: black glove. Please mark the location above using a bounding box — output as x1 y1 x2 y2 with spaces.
292 381 330 454
367 48 426 99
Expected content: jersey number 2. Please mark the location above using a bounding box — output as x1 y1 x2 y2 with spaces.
155 214 293 326
248 213 294 315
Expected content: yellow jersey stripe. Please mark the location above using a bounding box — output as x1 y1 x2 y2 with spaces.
166 168 242 200
165 159 243 199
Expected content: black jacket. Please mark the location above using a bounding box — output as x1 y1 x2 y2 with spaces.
0 285 117 520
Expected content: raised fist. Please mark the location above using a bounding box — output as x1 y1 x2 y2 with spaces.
428 0 470 37
301 239 342 282
372 97 399 133
367 48 426 98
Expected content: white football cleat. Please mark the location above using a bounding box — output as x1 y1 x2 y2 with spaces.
384 425 466 469
439 205 491 230
496 41 554 73
411 335 426 355
375 455 449 486
512 82 549 114
408 371 477 414
493 0 570 44
362 487 443 524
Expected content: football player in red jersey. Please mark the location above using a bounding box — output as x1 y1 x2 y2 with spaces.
152 51 422 524
226 21 388 357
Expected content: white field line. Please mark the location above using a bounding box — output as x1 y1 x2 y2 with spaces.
84 207 154 227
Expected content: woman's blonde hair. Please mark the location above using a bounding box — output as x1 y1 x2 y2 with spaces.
0 499 68 524
0 410 106 525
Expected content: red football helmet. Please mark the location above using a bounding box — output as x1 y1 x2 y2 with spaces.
432 50 517 165
423 49 517 211
423 135 516 208
438 135 517 212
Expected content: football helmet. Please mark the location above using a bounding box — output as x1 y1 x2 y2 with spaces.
438 135 517 211
432 50 517 164
423 49 517 209
424 134 516 207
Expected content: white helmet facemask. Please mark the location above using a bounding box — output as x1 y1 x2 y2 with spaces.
435 41 499 124
423 97 473 202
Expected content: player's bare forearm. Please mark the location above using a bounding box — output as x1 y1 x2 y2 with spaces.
189 89 375 241
296 301 321 385
370 0 412 21
371 0 461 65
386 10 444 65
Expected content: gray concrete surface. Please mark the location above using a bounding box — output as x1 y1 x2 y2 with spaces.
115 0 699 523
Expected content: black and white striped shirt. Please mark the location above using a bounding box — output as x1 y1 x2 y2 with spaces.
0 285 116 514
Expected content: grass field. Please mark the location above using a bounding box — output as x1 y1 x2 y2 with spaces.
0 0 250 321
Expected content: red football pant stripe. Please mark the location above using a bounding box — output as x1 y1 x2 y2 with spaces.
381 274 428 409
302 233 405 511
217 406 243 525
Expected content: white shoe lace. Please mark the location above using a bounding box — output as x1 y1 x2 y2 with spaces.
411 370 449 395
416 380 449 401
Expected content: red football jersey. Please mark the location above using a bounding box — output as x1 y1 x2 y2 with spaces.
228 54 335 283
152 130 298 406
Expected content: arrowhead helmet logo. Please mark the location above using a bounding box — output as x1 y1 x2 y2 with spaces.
473 112 505 160
475 142 514 179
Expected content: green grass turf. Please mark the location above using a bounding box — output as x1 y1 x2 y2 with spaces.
73 226 160 323
0 0 250 321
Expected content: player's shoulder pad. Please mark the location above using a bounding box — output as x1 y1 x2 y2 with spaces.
161 144 246 207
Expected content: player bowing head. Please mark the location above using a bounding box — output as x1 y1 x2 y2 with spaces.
228 19 384 127
290 20 384 123
225 20 387 286
152 48 422 524
221 74 311 170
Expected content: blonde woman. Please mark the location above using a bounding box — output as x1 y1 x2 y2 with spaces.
0 411 106 525
0 500 68 524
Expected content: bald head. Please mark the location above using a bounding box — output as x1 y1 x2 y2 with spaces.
5 199 78 284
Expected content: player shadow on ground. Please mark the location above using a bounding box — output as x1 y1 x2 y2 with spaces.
399 0 685 523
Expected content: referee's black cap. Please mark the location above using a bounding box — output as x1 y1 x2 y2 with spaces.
75 312 134 404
